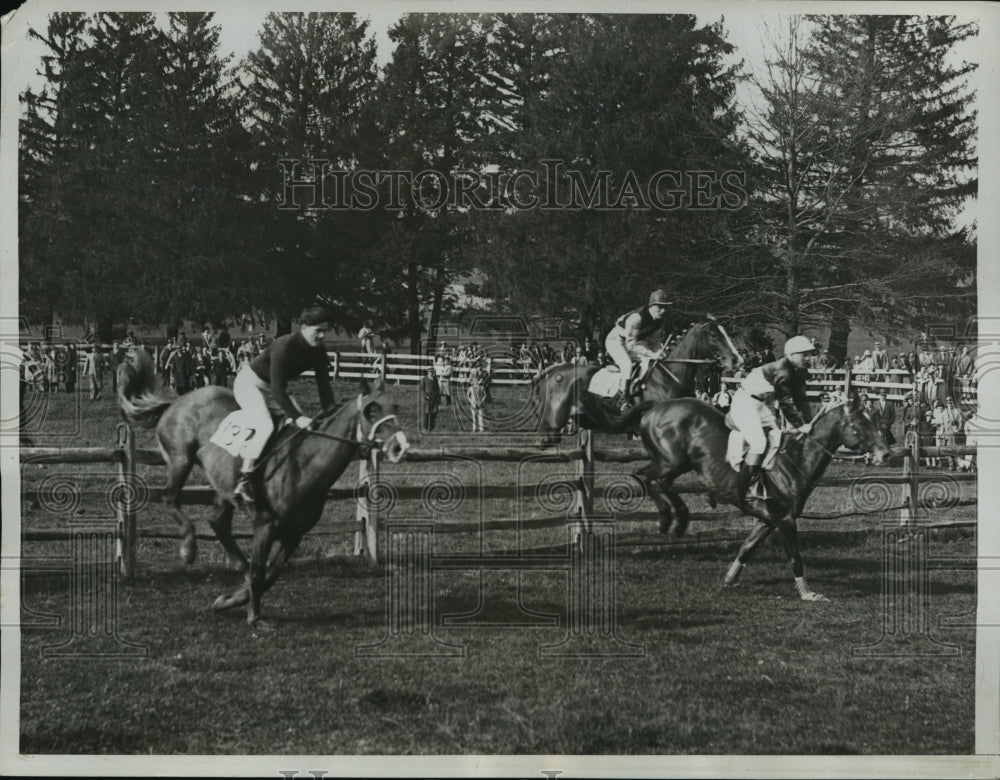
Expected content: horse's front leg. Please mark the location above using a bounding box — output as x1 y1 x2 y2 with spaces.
248 519 277 627
724 518 774 587
775 518 828 602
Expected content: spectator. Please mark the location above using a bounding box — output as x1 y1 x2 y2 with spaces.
159 338 176 383
358 323 375 355
421 367 440 432
583 337 597 362
871 390 896 447
920 408 938 467
467 372 487 433
482 357 494 404
201 323 217 349
573 346 588 366
871 342 889 376
169 341 195 394
956 345 974 380
436 356 453 406
64 343 77 393
83 347 103 400
934 398 963 470
959 414 977 472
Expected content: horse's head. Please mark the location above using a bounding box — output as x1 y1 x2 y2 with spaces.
356 377 410 463
682 316 742 372
821 392 890 466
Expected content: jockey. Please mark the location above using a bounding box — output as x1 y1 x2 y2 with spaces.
729 335 816 500
232 306 335 504
605 289 672 403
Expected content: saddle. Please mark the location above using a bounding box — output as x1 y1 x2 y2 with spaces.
587 363 646 401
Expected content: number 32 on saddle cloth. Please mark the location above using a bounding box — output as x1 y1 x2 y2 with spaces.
723 411 783 472
210 409 289 459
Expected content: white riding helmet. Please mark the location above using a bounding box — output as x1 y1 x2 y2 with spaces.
784 335 816 357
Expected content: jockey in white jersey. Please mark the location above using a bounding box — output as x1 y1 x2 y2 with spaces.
232 306 335 504
605 289 672 405
729 335 816 500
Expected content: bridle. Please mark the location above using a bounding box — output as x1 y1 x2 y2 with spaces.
647 321 742 382
306 394 400 456
793 402 869 460
266 393 400 460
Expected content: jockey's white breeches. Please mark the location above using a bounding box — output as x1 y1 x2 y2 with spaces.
730 387 777 457
233 364 280 462
604 331 649 393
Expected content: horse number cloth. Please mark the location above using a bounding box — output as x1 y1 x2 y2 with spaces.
209 410 260 458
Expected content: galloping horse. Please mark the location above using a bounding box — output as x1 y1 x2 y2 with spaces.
536 318 741 443
118 348 409 627
632 394 888 601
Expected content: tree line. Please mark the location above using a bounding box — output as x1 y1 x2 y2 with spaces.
19 12 977 358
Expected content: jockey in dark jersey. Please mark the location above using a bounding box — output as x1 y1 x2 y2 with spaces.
232 306 335 504
729 335 815 501
604 288 672 403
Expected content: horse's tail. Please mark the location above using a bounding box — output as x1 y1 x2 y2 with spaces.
117 347 173 428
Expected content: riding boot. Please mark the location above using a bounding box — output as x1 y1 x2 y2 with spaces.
235 461 256 505
738 462 763 504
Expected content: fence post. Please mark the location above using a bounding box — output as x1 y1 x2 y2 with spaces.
115 423 137 582
354 448 382 564
575 428 595 520
333 351 340 382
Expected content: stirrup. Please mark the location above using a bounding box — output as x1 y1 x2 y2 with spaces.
746 478 768 501
234 474 255 505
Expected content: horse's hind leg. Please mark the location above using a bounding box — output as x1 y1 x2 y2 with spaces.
208 500 247 572
724 518 773 587
162 455 198 565
663 489 692 537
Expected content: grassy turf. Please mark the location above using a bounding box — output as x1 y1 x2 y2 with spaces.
17 379 978 755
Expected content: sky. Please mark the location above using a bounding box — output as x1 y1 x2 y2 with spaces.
1 3 986 229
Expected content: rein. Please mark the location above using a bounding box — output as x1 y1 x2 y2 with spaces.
252 397 398 469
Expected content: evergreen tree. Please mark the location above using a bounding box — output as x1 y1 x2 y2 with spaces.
241 12 380 334
473 14 749 340
733 16 976 353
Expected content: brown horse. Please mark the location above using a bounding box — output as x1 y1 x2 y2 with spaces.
536 317 741 443
632 394 888 600
118 348 409 628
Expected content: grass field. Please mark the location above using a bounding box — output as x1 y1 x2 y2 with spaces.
16 378 978 755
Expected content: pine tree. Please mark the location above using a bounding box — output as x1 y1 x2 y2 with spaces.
241 12 380 334
734 15 976 353
19 12 90 334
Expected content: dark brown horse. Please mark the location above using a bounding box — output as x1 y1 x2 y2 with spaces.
118 348 409 628
536 318 741 443
632 394 888 600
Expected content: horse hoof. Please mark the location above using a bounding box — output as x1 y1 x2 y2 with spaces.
212 589 249 612
801 592 830 602
672 518 689 538
249 617 275 633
